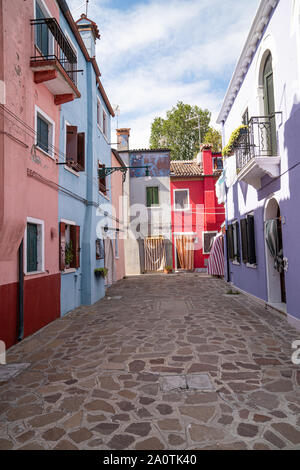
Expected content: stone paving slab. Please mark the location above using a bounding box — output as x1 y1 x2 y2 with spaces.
0 273 299 450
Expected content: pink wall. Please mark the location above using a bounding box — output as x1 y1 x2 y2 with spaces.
111 151 125 281
0 0 61 346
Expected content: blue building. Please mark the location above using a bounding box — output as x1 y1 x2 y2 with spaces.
57 3 115 315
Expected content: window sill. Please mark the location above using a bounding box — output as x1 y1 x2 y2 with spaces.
99 191 110 201
174 208 191 212
25 270 46 277
64 165 80 177
36 145 55 161
246 263 257 269
232 260 241 266
62 268 77 274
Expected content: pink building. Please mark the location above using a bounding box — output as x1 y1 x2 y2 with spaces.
170 146 225 271
0 0 81 348
110 149 125 282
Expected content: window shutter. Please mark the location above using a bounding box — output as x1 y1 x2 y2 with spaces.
27 223 38 272
70 225 80 268
77 133 85 171
59 222 66 271
154 187 159 205
234 221 241 263
240 219 248 264
66 126 78 163
146 188 151 207
227 225 234 261
247 215 256 265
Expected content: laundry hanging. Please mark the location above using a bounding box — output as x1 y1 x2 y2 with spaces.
208 234 224 277
265 219 284 273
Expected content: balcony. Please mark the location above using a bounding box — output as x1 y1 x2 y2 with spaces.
235 114 281 189
30 18 81 105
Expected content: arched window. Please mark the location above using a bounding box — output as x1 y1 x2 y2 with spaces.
262 53 277 155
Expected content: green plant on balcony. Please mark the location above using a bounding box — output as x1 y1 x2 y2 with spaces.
222 125 248 157
94 267 108 279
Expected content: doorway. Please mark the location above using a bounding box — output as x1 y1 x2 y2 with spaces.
174 234 195 271
265 198 286 307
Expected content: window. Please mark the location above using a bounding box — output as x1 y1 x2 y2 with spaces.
59 222 80 271
35 1 49 57
65 125 85 171
213 157 223 170
26 218 44 274
242 108 249 126
96 239 105 260
174 189 189 211
115 232 119 259
203 231 218 254
37 115 49 153
35 107 54 157
241 214 256 265
97 98 101 128
227 221 241 263
102 110 107 137
98 163 107 195
146 187 159 207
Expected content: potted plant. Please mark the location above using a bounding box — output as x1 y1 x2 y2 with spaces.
94 267 108 279
164 265 173 274
222 125 248 157
65 241 73 269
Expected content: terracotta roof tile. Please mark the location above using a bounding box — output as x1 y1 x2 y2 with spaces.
170 160 203 177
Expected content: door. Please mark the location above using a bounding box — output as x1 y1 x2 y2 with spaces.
263 53 277 155
175 235 194 271
144 237 166 272
277 207 286 303
104 238 115 286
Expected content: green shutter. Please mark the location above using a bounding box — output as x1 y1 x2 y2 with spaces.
240 219 248 264
146 187 159 207
27 223 38 272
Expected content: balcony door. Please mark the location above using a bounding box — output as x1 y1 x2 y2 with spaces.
263 53 277 155
36 1 49 57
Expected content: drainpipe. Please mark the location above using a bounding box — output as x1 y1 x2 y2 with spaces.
18 239 24 342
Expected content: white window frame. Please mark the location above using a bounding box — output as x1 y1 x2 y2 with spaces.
202 231 218 255
35 105 55 159
174 188 190 212
97 97 102 130
24 217 45 275
102 108 108 138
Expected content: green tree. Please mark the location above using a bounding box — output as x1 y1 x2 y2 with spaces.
203 127 222 153
149 102 211 160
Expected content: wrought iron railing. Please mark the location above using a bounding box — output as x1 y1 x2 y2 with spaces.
30 17 79 86
236 114 280 169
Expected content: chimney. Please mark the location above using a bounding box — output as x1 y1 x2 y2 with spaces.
116 128 131 151
76 14 100 58
201 143 213 175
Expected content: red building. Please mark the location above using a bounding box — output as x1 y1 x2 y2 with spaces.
170 145 225 271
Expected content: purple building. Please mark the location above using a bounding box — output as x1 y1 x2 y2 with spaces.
217 0 300 331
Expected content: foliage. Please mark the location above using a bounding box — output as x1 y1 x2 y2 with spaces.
164 265 173 273
94 267 108 278
226 289 240 295
149 102 211 161
203 127 222 153
65 241 73 266
222 125 248 157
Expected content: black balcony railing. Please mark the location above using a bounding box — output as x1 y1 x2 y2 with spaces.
30 17 79 86
236 114 280 169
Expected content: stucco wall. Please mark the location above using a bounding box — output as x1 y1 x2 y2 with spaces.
222 0 300 325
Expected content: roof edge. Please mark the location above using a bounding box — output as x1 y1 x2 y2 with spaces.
217 0 279 124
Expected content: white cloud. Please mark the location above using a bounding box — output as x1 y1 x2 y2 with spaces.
68 0 260 149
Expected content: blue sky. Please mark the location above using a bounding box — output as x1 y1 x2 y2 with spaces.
68 0 260 148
